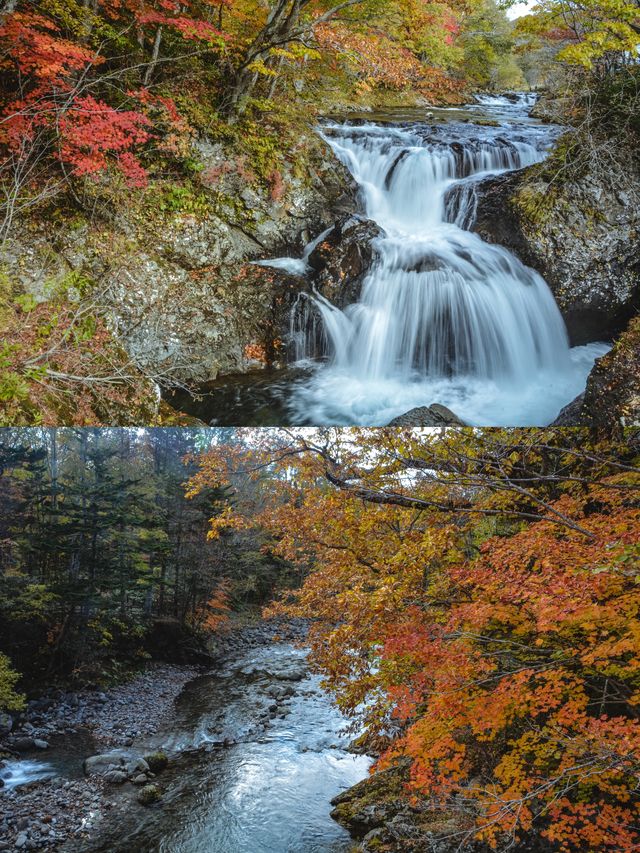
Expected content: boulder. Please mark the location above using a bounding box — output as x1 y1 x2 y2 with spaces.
308 215 383 309
331 761 411 835
13 737 35 752
472 165 640 345
143 752 168 773
125 757 149 777
103 770 128 785
138 784 162 806
84 751 127 775
387 404 466 427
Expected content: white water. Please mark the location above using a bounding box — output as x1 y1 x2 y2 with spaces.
254 226 334 277
285 96 608 426
0 759 56 790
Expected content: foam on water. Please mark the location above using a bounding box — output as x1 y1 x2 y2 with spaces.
0 759 56 790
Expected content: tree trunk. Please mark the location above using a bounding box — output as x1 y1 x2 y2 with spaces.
144 26 163 86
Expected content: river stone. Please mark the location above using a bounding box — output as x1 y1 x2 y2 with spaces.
132 774 148 785
144 752 168 773
33 739 49 750
387 404 466 427
125 757 149 776
13 737 35 752
137 784 162 806
104 770 128 785
84 752 127 775
14 833 27 849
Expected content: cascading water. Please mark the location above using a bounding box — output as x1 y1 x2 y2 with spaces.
285 96 609 426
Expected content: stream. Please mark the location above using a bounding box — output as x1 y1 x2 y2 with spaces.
169 93 609 427
56 642 370 852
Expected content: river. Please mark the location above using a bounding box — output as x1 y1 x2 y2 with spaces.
22 642 370 853
168 93 608 427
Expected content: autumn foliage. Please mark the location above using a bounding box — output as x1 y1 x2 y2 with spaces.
189 428 640 851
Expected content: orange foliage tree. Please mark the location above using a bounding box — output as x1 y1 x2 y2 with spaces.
188 427 640 851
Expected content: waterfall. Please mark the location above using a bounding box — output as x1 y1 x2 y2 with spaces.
302 122 569 383
284 98 608 426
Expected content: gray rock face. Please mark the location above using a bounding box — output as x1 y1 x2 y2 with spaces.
472 165 640 345
387 404 466 427
6 131 358 388
582 315 640 429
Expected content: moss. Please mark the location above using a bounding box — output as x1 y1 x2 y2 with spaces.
144 752 169 773
513 183 558 231
137 783 162 805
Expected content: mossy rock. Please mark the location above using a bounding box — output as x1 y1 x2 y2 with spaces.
138 783 162 805
144 752 169 773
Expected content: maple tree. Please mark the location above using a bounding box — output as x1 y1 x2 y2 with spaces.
0 0 481 215
188 427 640 851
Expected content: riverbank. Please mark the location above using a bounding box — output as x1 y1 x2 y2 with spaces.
0 620 309 851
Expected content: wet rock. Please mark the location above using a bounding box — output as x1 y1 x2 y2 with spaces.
550 393 587 426
143 752 168 774
12 738 35 752
472 164 640 345
137 784 162 806
84 752 127 775
582 315 640 430
308 215 383 309
331 762 411 834
333 760 486 852
14 833 27 849
125 757 149 777
387 404 466 427
103 770 128 785
33 740 49 750
131 774 148 785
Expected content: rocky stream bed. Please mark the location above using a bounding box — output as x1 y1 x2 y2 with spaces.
0 621 374 853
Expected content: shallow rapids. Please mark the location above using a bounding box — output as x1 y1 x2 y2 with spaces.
79 643 371 853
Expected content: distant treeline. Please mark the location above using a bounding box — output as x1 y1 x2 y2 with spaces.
0 428 293 701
